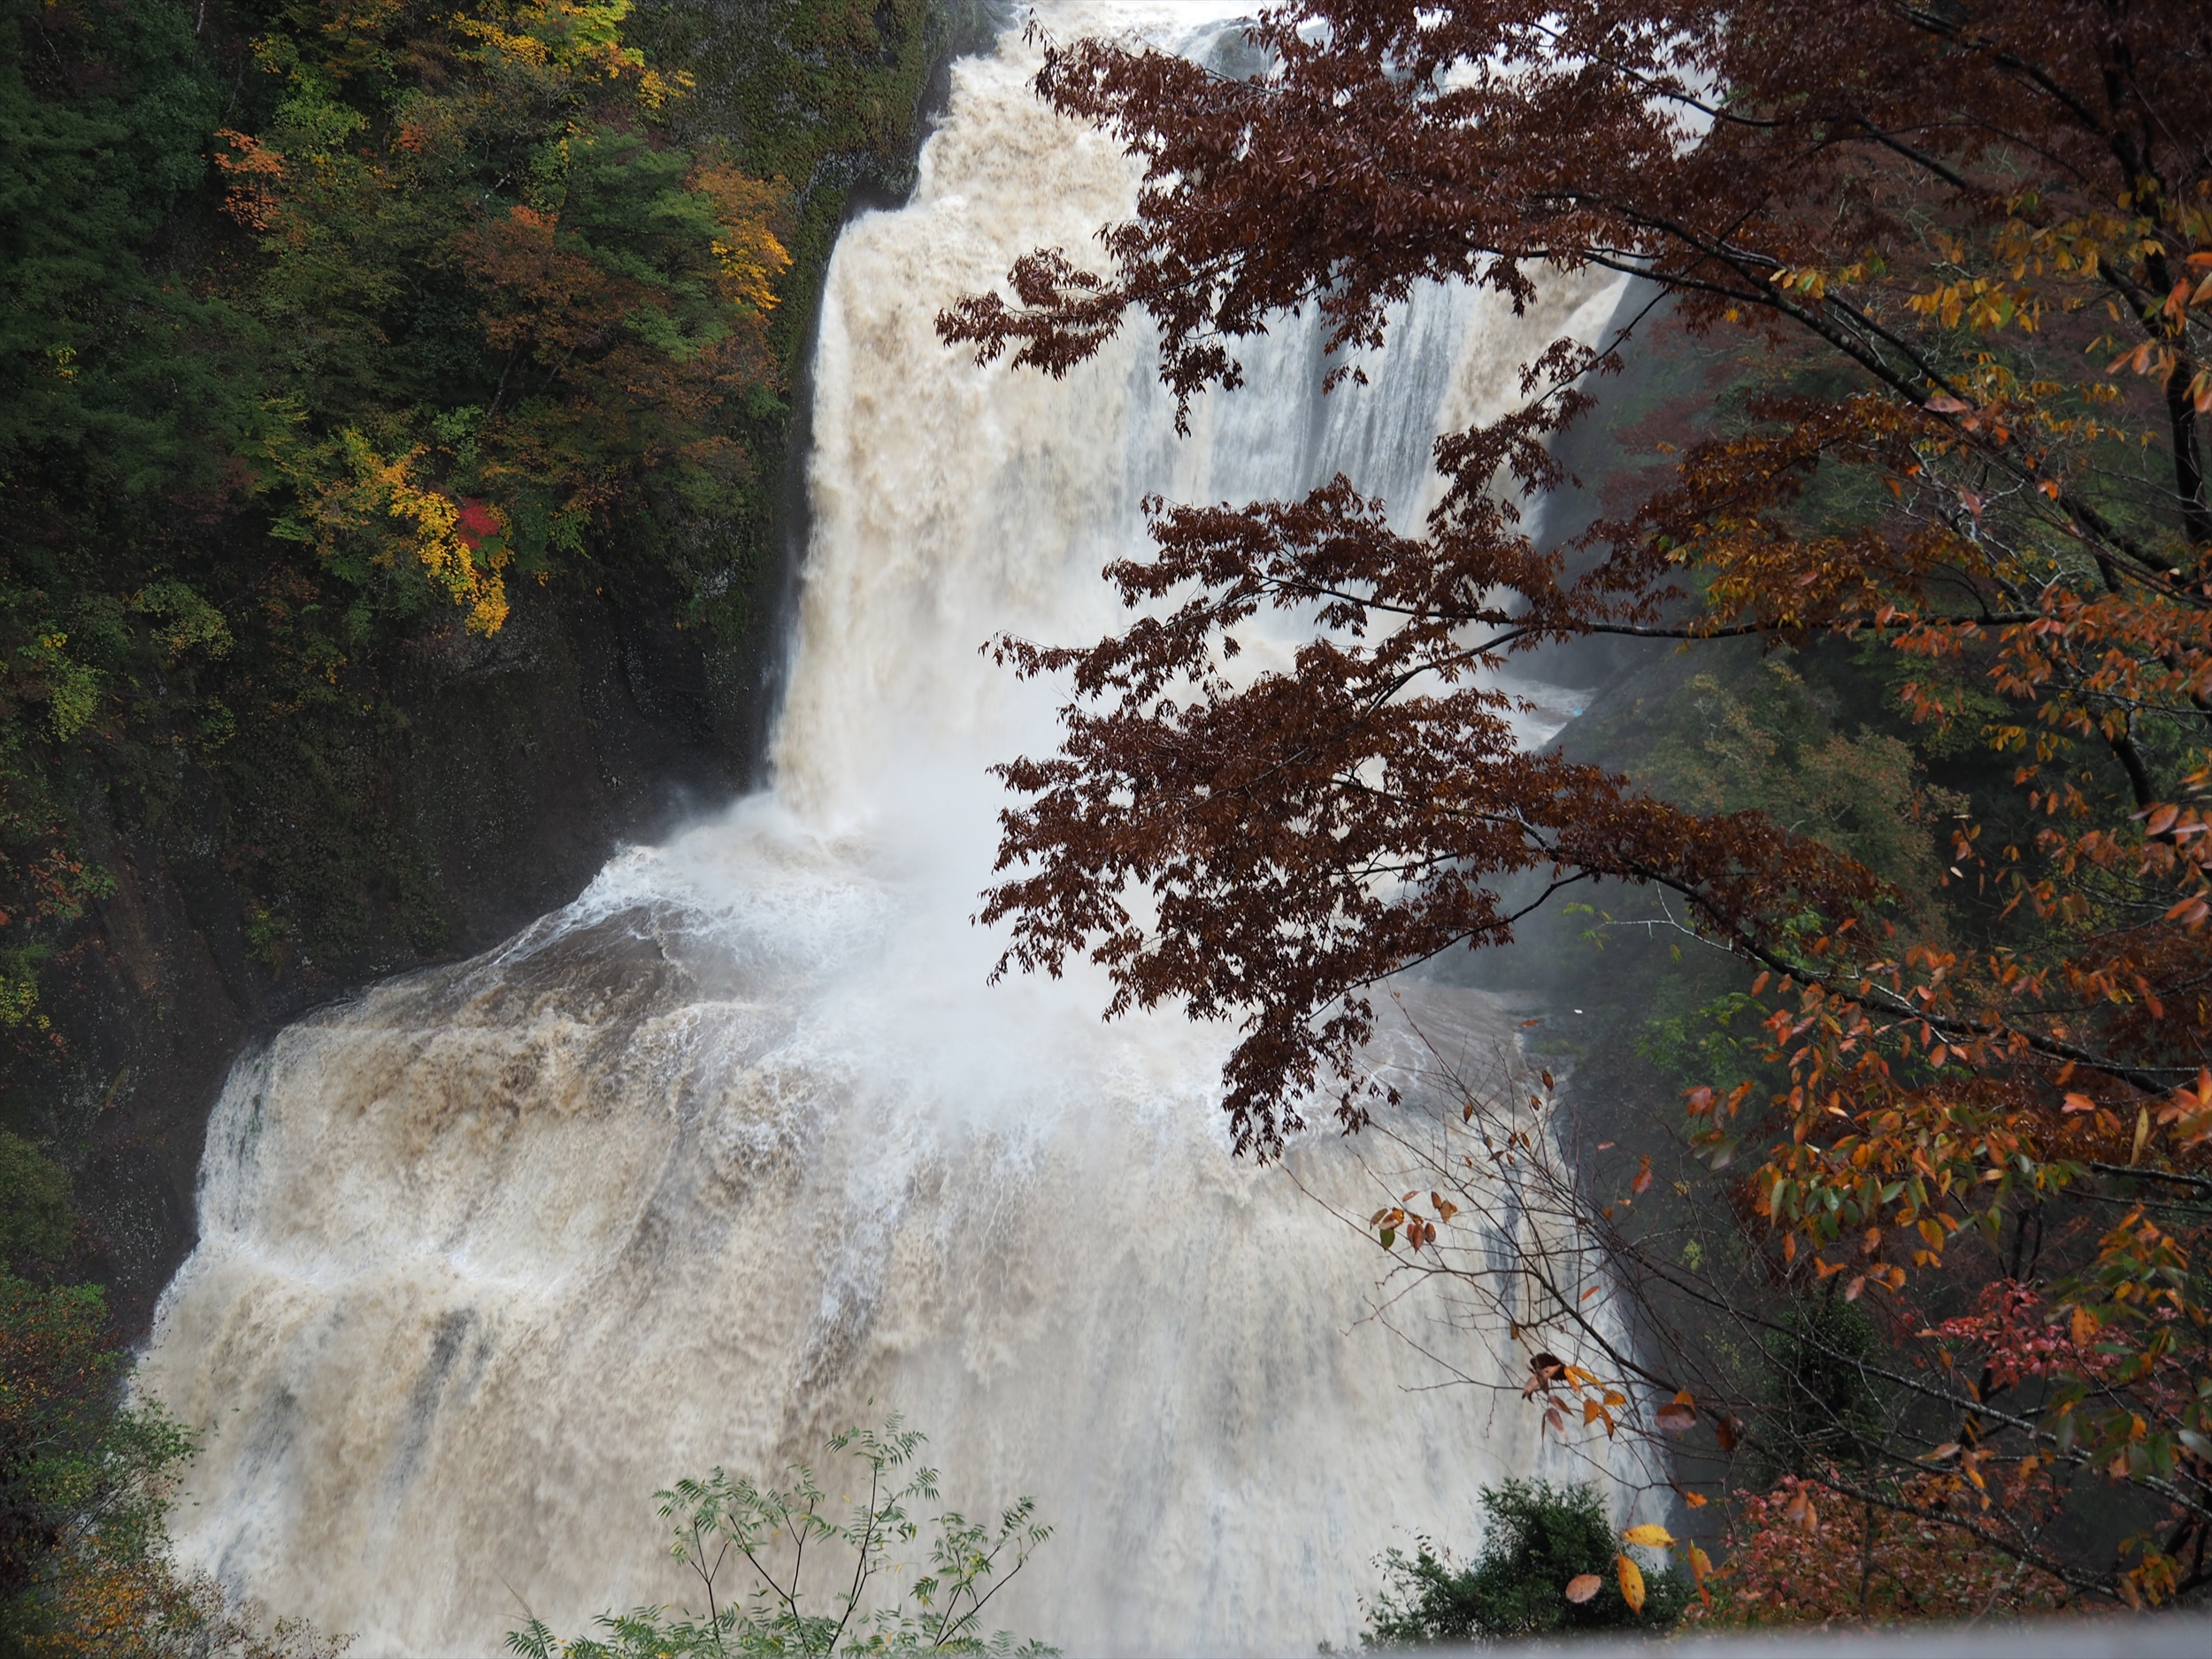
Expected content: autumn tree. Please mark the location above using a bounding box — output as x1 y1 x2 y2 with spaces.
0 0 794 1018
216 0 790 636
940 0 2212 1609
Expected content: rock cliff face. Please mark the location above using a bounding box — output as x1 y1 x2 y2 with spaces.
33 0 1002 1331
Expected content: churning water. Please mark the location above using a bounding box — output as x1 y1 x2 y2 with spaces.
142 6 1635 1651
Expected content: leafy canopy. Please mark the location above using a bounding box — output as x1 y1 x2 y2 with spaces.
941 0 2212 1609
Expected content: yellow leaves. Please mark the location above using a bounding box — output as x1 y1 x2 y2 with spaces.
1616 1553 1647 1613
455 0 673 105
692 162 793 314
296 434 513 635
1621 1524 1675 1548
1770 265 1831 302
366 453 509 634
1908 277 2035 333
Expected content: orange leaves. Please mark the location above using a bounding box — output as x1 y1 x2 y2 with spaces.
1370 1188 1457 1251
2153 1068 2212 1148
211 129 288 233
1686 1543 1714 1609
1524 1353 1630 1439
1563 1572 1602 1604
1655 1392 1698 1433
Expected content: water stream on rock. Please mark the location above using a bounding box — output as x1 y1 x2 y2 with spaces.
142 8 1637 1651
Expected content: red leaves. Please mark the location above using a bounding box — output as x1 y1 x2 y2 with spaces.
451 498 502 552
944 4 2212 1547
1719 1472 2072 1620
978 485 1888 1149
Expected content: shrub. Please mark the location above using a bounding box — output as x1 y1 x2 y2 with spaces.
1361 1479 1690 1647
506 1417 1055 1657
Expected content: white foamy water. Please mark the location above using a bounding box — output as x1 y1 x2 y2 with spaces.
141 8 1634 1652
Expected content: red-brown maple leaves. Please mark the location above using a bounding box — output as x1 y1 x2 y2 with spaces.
945 0 2211 1589
945 0 2211 1149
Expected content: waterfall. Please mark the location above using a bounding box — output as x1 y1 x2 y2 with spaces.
140 7 1635 1653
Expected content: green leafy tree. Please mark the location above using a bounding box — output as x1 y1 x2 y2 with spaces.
507 1417 1055 1658
0 1170 345 1655
1361 1480 1689 1647
0 1136 70 1267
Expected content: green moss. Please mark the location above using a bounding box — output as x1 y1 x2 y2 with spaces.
0 1132 72 1267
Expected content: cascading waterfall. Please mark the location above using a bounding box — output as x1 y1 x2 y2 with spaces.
141 7 1640 1653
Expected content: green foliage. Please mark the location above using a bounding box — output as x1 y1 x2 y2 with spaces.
0 0 817 1008
0 1271 349 1655
0 1273 186 1608
507 1417 1055 1658
0 1134 70 1267
1758 1290 1885 1479
0 0 235 499
1632 656 1967 921
0 0 957 1022
1359 1480 1689 1647
224 0 792 636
